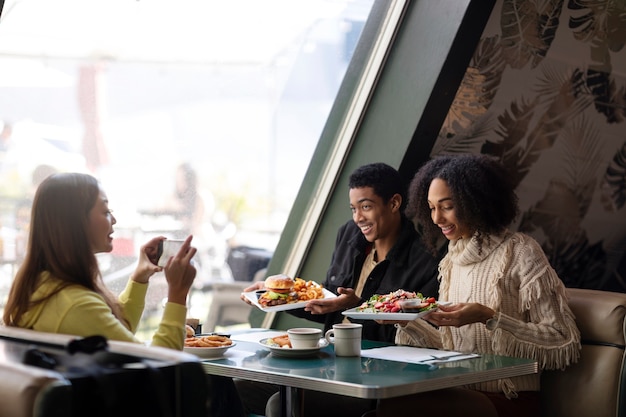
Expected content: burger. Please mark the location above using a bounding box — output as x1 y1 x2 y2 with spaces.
258 274 296 307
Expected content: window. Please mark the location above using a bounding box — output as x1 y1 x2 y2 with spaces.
0 0 375 336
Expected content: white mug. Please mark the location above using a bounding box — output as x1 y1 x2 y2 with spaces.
325 323 362 357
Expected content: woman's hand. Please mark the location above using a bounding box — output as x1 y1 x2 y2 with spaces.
163 235 197 305
304 287 360 314
423 303 495 327
130 236 166 284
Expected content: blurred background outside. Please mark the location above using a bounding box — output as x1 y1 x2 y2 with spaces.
0 0 374 339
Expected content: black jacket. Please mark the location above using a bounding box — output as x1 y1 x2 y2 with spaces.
289 216 441 343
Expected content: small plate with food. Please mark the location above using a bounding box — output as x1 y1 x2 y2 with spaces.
242 274 336 312
342 289 445 321
259 334 329 358
183 334 236 358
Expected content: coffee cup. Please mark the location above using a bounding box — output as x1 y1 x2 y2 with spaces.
287 328 323 349
325 323 362 357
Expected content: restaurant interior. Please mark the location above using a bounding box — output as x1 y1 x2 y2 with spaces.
0 0 625 416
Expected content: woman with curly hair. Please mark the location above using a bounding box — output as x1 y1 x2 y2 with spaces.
370 154 581 417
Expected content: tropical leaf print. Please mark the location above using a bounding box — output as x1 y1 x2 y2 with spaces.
432 114 495 156
518 179 583 241
600 141 626 211
568 0 626 120
435 35 508 153
545 237 607 288
560 117 602 217
483 97 537 185
518 179 606 289
484 67 591 187
501 0 564 68
439 36 505 139
585 69 626 122
469 35 507 107
568 0 626 56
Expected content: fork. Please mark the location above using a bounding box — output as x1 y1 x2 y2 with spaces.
421 353 476 363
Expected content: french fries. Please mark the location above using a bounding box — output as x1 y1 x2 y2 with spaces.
292 278 324 301
185 335 233 348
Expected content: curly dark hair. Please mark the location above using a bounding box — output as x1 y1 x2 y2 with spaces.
348 162 406 209
405 154 519 254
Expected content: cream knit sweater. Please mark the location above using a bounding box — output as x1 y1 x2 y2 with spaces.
396 231 581 398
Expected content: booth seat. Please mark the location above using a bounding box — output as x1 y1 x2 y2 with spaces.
0 326 210 417
541 288 626 417
0 361 71 417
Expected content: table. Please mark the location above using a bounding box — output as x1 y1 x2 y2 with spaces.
201 329 538 417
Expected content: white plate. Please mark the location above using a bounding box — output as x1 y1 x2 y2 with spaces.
342 301 450 321
259 337 328 358
183 341 236 358
242 288 337 312
341 307 432 321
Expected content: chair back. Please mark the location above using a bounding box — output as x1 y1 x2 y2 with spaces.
541 288 626 417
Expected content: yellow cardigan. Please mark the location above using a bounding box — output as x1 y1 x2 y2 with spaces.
17 271 187 350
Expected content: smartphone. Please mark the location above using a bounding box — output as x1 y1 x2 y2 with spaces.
156 240 164 263
156 239 185 267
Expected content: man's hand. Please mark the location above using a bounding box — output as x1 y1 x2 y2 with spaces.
240 281 265 304
304 287 360 314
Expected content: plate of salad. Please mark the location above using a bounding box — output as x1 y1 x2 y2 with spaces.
342 289 443 321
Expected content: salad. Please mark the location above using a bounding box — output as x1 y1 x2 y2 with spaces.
357 289 438 313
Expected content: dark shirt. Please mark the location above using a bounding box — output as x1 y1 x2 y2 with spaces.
289 216 442 343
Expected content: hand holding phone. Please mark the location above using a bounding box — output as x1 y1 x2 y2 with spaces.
156 239 186 267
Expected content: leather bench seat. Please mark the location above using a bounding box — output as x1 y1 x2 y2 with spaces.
0 360 71 417
541 288 626 417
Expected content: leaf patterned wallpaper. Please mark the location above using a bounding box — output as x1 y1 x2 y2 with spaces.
431 0 626 292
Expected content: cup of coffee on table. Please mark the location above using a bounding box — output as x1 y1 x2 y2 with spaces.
287 328 323 349
325 323 362 357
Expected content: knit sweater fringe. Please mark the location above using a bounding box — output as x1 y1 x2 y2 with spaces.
396 232 581 399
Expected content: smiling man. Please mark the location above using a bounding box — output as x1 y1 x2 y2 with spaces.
292 162 442 341
237 162 443 417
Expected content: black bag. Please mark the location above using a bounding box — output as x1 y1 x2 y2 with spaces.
0 328 210 417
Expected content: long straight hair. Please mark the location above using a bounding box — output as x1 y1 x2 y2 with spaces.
3 173 126 327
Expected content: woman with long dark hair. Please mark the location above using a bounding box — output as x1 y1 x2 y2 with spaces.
3 172 197 349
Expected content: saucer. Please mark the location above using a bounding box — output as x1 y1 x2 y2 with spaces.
259 337 328 358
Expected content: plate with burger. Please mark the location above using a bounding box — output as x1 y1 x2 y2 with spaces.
242 274 336 312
